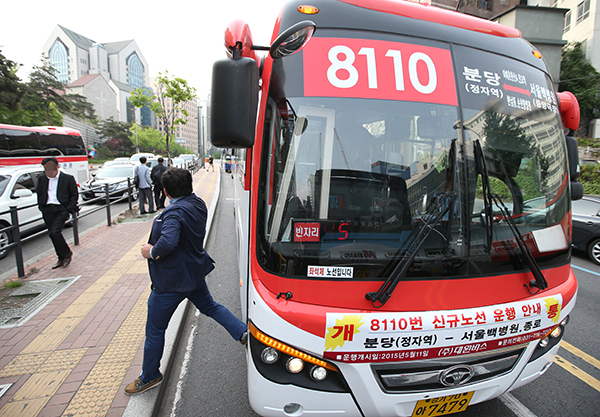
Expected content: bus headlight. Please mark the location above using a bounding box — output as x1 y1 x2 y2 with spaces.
286 357 304 373
310 366 328 382
538 337 549 348
261 347 280 365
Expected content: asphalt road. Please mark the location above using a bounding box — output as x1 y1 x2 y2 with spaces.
159 176 600 417
0 197 134 281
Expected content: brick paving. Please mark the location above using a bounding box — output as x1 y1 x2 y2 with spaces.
0 167 219 417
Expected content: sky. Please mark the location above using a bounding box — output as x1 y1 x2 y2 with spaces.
1 0 286 100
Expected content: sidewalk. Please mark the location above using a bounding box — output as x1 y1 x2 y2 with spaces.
0 165 221 416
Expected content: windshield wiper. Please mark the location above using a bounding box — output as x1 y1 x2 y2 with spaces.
489 193 548 291
365 192 456 307
473 140 548 292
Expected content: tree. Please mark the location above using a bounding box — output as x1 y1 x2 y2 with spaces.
129 125 165 153
24 60 97 125
0 49 24 112
96 117 132 141
559 42 600 136
26 61 72 125
128 71 196 160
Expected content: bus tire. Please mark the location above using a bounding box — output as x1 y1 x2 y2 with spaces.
588 238 600 265
0 222 13 260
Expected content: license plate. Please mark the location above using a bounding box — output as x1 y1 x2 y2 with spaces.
411 392 474 417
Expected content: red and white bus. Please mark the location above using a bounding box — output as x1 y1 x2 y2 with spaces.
211 1 582 416
0 124 89 184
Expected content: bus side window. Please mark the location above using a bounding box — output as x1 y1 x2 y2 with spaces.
0 130 10 157
63 134 86 155
4 128 42 156
38 133 66 156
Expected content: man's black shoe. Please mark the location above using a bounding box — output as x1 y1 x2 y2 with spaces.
61 251 73 268
51 258 63 269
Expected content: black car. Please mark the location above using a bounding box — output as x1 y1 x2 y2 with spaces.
571 195 600 265
80 164 138 202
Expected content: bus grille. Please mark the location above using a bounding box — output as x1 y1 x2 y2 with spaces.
371 347 525 393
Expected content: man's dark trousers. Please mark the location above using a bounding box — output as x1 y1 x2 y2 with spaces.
141 278 246 382
153 186 166 209
41 205 71 259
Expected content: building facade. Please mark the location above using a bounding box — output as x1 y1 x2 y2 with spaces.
42 25 153 145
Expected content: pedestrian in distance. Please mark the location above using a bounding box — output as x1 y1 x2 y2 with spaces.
136 156 155 215
151 157 167 210
125 168 248 395
36 157 79 269
208 155 214 172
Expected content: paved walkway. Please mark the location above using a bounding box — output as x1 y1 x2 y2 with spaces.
0 165 220 416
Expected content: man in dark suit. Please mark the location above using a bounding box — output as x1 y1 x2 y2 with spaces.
37 157 79 269
150 157 167 209
125 168 247 395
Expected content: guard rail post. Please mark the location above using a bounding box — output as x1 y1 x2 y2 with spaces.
9 206 25 278
127 178 133 212
105 184 112 226
72 209 80 246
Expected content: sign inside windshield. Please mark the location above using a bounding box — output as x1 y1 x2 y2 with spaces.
303 37 457 106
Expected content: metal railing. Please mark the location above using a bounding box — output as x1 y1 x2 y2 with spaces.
0 178 137 278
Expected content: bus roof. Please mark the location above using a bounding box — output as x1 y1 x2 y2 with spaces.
339 0 521 38
0 124 82 137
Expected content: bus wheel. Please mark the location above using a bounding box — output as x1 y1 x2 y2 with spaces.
588 238 600 265
0 222 13 260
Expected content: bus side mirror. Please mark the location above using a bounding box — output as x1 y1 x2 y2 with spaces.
210 57 259 148
566 135 583 200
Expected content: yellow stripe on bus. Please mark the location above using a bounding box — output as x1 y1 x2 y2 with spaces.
554 355 600 393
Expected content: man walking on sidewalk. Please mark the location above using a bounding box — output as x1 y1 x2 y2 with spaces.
37 157 79 269
125 168 247 395
151 157 167 210
136 156 155 214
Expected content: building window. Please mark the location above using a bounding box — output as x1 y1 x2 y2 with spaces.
564 10 571 32
577 0 590 24
127 53 144 89
49 40 69 84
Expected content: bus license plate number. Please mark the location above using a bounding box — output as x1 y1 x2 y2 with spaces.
411 392 474 417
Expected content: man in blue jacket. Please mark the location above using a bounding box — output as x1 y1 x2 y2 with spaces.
125 168 247 395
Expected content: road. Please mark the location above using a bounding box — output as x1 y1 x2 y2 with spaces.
159 174 600 417
0 198 134 281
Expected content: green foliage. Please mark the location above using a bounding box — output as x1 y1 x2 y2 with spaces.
0 49 24 112
577 137 600 148
128 71 196 159
95 145 115 159
4 280 22 289
0 51 96 126
559 43 600 126
96 117 132 141
127 125 192 155
579 164 600 195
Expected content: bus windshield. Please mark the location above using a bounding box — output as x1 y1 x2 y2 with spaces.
257 39 569 281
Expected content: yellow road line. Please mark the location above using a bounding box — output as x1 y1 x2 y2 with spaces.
554 355 600 393
560 341 600 371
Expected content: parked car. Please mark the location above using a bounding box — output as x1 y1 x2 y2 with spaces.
145 157 163 170
179 154 195 169
571 195 600 265
171 158 186 169
129 153 155 165
102 158 134 168
80 164 138 202
0 165 47 259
